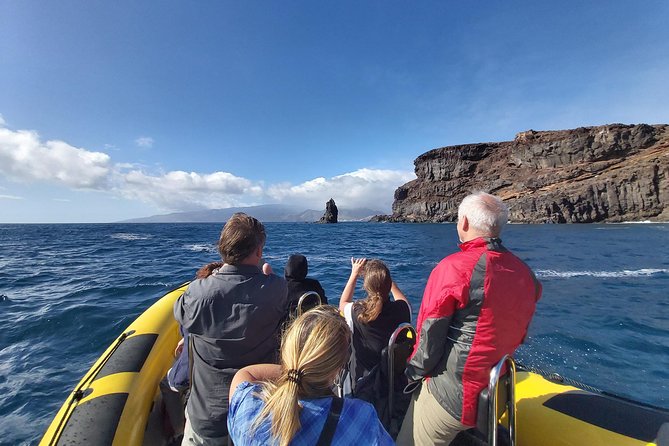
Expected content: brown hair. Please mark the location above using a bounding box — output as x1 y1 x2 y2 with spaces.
254 306 350 446
195 261 224 279
356 259 392 324
217 213 266 265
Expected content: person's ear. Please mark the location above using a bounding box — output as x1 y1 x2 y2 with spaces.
461 215 469 232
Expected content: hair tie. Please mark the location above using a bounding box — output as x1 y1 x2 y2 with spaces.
286 368 304 385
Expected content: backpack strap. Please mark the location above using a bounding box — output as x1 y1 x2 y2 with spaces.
316 396 344 445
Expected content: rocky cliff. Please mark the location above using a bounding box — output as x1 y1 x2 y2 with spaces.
381 124 669 223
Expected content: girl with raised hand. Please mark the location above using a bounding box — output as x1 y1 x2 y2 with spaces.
227 305 393 446
339 258 412 393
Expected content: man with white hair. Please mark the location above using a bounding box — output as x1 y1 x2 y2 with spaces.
397 191 542 445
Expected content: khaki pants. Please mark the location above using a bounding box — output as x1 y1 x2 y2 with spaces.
182 414 227 446
396 382 468 446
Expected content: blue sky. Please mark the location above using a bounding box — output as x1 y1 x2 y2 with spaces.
1 1 668 223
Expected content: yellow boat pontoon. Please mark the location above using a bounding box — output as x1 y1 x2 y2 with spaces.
40 284 669 446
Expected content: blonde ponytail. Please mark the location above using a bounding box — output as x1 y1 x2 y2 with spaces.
253 306 350 446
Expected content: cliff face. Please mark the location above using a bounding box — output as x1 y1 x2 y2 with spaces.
385 124 669 223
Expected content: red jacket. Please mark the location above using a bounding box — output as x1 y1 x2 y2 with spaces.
406 237 541 426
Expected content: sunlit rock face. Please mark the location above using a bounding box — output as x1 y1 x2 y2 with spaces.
380 124 669 223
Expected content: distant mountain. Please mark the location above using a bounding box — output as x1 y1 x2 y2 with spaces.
119 204 384 223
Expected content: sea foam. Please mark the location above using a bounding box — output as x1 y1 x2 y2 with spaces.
110 233 151 241
183 243 217 253
536 268 669 278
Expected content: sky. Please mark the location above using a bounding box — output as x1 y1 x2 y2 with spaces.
1 1 668 223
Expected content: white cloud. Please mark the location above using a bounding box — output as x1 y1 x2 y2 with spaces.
0 122 415 214
0 194 23 200
0 128 112 189
266 168 415 211
0 114 6 127
117 169 264 210
116 162 138 169
135 136 154 148
115 168 413 213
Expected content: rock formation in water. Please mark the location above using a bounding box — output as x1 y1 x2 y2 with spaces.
377 124 669 223
319 198 339 223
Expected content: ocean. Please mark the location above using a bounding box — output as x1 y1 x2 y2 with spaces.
1 222 668 445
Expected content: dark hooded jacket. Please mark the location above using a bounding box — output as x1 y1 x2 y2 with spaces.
284 254 327 314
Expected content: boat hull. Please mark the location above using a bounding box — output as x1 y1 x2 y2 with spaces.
40 284 668 446
40 284 187 446
515 371 666 446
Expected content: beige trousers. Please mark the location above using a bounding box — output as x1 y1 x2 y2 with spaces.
182 415 227 446
396 382 469 446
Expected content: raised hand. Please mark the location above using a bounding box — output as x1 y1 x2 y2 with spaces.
350 257 367 278
262 262 273 275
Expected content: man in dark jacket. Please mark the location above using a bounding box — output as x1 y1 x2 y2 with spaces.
174 213 288 444
284 253 327 315
397 192 542 445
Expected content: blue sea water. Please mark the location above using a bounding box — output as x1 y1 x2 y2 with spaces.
0 222 668 445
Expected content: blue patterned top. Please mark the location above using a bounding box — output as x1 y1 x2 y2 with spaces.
228 382 394 446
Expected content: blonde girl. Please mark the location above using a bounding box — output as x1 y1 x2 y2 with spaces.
227 305 393 446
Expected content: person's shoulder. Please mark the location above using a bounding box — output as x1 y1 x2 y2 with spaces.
432 248 481 278
342 397 377 418
229 382 267 442
303 277 323 288
350 301 363 318
182 277 218 301
389 299 409 309
432 254 459 274
229 382 263 415
257 272 288 289
441 247 479 264
390 299 411 320
338 398 393 444
231 381 257 402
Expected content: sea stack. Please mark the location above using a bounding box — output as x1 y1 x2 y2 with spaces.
319 198 338 223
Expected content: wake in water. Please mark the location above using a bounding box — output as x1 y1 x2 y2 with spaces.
183 243 217 253
110 233 152 241
536 268 669 278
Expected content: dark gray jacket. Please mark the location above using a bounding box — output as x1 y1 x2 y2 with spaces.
174 264 288 437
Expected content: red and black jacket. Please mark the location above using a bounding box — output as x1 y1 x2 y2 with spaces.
406 237 541 426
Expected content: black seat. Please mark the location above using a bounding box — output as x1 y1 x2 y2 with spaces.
354 323 416 439
387 323 417 425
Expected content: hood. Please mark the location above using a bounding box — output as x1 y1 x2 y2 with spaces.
284 254 308 280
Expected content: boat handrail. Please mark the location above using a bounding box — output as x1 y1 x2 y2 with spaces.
486 354 516 446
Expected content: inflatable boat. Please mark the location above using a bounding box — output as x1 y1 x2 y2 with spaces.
40 284 669 446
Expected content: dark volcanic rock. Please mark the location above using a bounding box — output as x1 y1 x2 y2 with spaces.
383 124 669 223
319 198 339 223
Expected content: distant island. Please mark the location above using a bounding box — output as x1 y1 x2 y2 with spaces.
374 123 669 223
119 204 383 223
